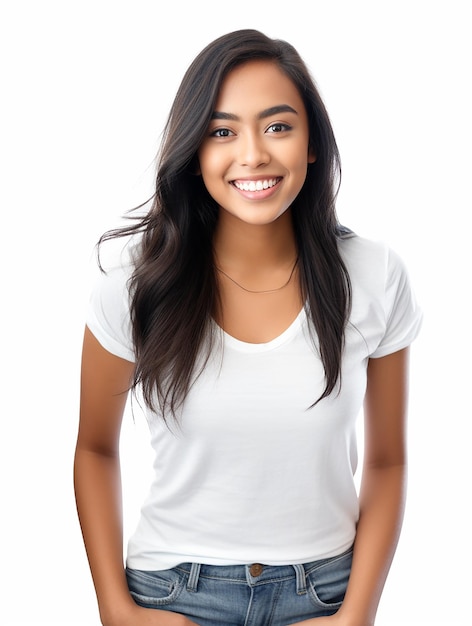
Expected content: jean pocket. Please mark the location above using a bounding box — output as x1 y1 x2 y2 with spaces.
306 549 353 609
126 567 184 608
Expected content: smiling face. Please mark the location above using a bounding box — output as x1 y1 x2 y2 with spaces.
197 60 315 228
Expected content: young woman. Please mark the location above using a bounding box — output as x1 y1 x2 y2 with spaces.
74 29 422 626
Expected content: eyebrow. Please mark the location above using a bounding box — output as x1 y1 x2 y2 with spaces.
211 104 298 121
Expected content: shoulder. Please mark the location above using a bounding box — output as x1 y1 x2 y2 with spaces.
338 233 422 357
338 232 390 268
93 262 134 301
86 261 135 362
338 233 408 291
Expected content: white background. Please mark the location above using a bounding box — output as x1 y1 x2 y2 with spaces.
0 1 470 625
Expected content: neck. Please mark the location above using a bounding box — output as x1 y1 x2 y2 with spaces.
213 210 298 270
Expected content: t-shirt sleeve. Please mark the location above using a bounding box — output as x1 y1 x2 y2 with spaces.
86 265 136 362
369 247 423 358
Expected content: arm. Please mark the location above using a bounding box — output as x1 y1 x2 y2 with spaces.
74 327 197 626
291 347 410 626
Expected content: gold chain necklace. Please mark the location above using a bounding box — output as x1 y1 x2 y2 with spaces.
216 258 299 294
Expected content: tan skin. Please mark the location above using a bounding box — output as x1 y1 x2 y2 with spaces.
75 61 410 626
75 329 197 626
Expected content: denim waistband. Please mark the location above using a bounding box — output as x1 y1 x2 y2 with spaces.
173 548 353 595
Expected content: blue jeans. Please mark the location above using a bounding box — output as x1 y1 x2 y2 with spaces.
126 547 353 626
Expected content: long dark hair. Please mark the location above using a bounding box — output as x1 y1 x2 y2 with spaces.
99 29 352 419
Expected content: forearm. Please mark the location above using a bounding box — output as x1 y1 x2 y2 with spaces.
74 447 135 624
336 463 407 626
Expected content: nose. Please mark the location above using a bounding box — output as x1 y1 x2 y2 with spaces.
237 131 270 168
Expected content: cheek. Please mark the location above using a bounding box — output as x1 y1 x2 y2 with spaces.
198 146 224 177
278 138 310 170
288 148 310 180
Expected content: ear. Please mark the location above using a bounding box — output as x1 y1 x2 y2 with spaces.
308 147 316 164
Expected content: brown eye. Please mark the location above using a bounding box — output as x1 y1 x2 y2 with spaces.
210 128 233 138
266 123 291 134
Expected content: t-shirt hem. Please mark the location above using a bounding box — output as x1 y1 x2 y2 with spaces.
86 321 136 363
125 539 355 571
369 318 423 358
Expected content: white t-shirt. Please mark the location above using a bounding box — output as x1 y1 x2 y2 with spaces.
86 235 422 570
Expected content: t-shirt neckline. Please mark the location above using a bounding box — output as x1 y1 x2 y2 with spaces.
216 307 306 353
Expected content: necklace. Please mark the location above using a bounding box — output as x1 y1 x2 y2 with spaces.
216 258 299 294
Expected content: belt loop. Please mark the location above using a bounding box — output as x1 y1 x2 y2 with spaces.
186 563 201 593
293 564 307 595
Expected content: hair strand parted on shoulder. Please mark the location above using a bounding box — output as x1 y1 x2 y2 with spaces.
98 29 353 421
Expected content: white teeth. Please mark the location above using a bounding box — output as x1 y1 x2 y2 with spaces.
234 178 279 192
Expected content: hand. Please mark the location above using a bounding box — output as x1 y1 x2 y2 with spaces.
104 604 200 626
